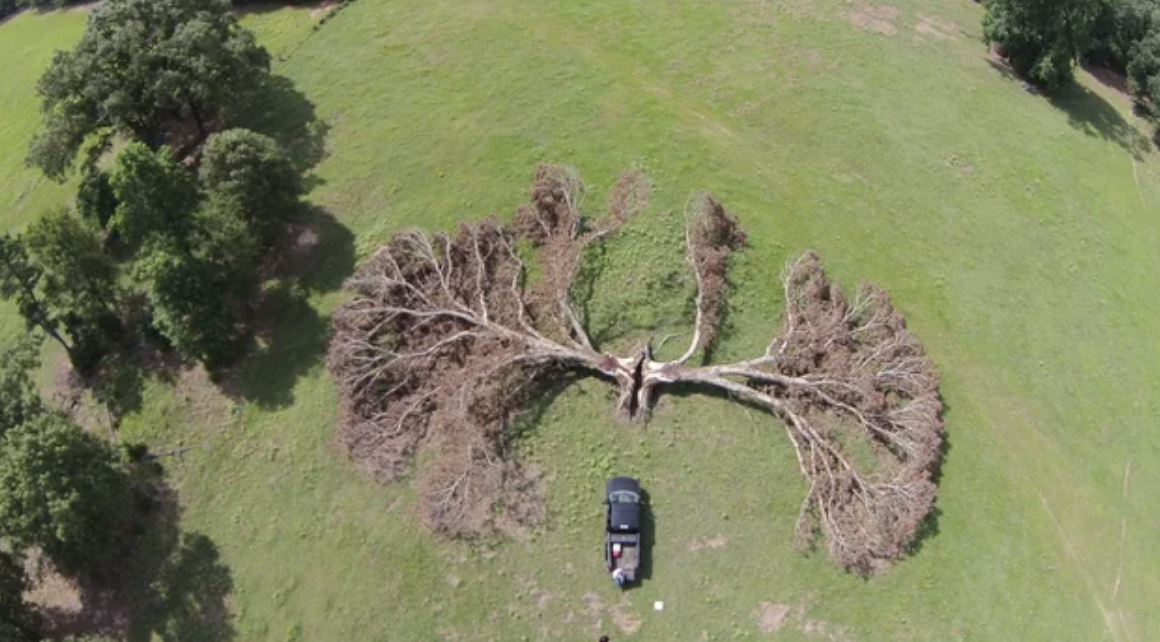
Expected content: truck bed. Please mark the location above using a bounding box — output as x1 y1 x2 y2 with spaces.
606 532 641 581
613 543 639 573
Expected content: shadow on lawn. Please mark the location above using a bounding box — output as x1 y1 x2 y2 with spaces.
36 482 235 642
1049 82 1152 159
905 403 951 558
212 74 352 409
130 532 235 642
221 205 356 410
985 56 1152 160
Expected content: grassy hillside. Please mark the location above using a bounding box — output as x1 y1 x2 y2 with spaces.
3 1 1160 641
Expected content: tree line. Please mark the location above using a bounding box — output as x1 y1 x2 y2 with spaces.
2 0 307 638
986 0 1160 120
0 0 317 22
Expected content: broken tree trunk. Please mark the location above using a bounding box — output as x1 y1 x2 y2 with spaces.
327 165 944 573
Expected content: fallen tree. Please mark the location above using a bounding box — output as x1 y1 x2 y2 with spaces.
327 165 944 573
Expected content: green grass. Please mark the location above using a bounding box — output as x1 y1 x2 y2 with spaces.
4 0 1160 640
0 9 86 338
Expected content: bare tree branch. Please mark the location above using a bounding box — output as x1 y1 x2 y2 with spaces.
328 166 944 573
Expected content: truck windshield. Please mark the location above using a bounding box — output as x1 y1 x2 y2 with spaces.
608 491 640 504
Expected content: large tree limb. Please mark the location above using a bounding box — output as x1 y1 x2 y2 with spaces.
328 166 944 573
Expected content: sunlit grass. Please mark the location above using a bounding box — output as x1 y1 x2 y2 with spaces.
3 0 1159 640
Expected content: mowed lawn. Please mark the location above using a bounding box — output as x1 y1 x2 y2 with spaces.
3 0 1160 641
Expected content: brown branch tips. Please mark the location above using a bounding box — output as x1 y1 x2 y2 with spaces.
327 166 944 573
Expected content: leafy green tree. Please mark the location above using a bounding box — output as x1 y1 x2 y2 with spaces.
0 234 73 357
109 143 199 250
134 240 242 368
1089 0 1159 68
76 167 119 229
0 336 43 441
28 0 270 179
0 413 133 577
25 211 121 371
26 211 117 318
0 550 40 642
192 192 262 285
983 0 1099 87
1127 25 1160 115
200 129 301 245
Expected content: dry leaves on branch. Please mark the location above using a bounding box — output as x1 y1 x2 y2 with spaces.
327 165 943 572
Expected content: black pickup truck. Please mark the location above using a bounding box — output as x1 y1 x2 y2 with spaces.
603 477 643 584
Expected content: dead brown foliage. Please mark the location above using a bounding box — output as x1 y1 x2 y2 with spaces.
327 165 944 571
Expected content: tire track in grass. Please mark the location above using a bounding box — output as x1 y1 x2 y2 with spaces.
1035 489 1130 642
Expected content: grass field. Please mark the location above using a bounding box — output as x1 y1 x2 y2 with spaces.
3 0 1160 641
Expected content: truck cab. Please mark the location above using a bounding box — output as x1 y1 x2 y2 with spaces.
604 477 643 584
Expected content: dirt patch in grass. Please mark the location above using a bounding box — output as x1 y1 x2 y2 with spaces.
24 553 131 640
915 16 957 40
688 535 729 551
515 578 556 612
610 599 642 634
846 1 898 35
755 602 791 634
749 601 856 640
803 617 855 641
582 592 605 634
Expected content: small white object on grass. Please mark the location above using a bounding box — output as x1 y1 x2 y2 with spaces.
654 601 664 611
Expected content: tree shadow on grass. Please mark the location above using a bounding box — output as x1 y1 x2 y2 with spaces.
281 204 357 295
83 337 184 425
232 74 330 176
500 372 584 448
1048 81 1152 160
225 281 331 410
985 56 1024 85
119 482 235 642
35 481 235 642
131 533 235 642
905 392 952 558
218 205 355 410
985 55 1152 160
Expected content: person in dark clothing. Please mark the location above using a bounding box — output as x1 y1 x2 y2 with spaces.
599 637 610 642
